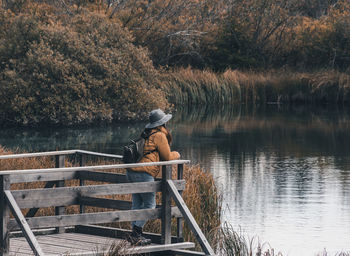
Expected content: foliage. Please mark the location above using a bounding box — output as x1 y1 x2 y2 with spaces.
109 0 221 68
285 1 350 69
3 0 350 71
1 0 350 127
0 5 167 126
206 0 296 70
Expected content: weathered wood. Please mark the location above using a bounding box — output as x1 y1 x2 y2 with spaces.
78 197 182 214
162 165 172 245
76 150 122 159
11 180 185 204
78 171 128 183
25 181 56 218
9 207 181 230
33 236 93 251
65 241 195 256
10 227 75 238
4 191 44 256
177 163 184 242
0 150 77 160
0 160 190 176
126 242 195 255
0 150 122 161
11 235 81 255
0 175 10 256
16 197 78 209
9 172 78 184
170 249 207 256
78 197 132 210
55 155 65 234
75 225 181 244
79 154 86 214
167 180 215 256
52 232 114 245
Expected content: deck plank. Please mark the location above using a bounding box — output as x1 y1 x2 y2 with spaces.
50 232 114 245
10 232 195 255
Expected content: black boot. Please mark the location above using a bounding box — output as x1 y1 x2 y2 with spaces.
127 225 152 246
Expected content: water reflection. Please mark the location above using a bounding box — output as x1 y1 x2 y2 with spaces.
1 105 350 255
173 105 350 255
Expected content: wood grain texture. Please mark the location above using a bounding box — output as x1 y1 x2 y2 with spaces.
0 175 10 256
0 160 190 176
11 180 185 205
5 191 44 256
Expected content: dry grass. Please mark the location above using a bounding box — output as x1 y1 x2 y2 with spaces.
211 222 283 256
164 68 350 106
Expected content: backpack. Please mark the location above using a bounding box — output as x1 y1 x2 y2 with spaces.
122 131 158 164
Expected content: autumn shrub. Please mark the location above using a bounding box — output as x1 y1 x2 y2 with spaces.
283 1 350 70
0 7 167 126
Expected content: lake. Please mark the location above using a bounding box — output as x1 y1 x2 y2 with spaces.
1 105 350 255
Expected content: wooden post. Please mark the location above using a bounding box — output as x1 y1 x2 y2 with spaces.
55 155 65 233
167 180 215 256
177 164 184 242
79 154 86 214
5 191 44 256
161 165 172 245
0 175 10 256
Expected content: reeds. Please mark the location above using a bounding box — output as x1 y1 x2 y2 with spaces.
211 222 283 256
164 68 350 106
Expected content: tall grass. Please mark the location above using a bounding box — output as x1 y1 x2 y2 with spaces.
164 68 350 106
212 223 283 256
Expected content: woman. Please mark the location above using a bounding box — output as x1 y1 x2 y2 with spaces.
126 109 180 246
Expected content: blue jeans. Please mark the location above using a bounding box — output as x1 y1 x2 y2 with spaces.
126 170 156 228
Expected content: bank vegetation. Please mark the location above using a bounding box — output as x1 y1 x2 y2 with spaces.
1 0 350 126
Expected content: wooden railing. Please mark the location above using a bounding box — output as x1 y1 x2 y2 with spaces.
0 150 215 256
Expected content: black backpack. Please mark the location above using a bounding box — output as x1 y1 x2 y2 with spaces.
122 131 158 164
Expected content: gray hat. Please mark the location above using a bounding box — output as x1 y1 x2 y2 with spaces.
145 109 172 129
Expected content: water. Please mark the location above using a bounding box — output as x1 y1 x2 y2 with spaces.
1 105 350 255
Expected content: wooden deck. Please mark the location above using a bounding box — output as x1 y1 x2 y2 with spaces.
10 232 195 256
1 150 214 256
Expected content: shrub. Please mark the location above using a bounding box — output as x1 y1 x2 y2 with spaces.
0 7 167 126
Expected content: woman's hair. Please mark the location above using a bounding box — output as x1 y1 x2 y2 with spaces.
144 125 172 145
163 125 173 145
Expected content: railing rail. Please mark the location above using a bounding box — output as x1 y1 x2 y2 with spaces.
0 160 190 176
0 149 122 160
0 150 214 256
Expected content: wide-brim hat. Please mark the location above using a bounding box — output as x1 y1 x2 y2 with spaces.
145 109 172 129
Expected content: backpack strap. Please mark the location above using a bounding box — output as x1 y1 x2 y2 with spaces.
142 131 159 157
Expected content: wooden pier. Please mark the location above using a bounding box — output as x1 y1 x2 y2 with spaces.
0 150 215 256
